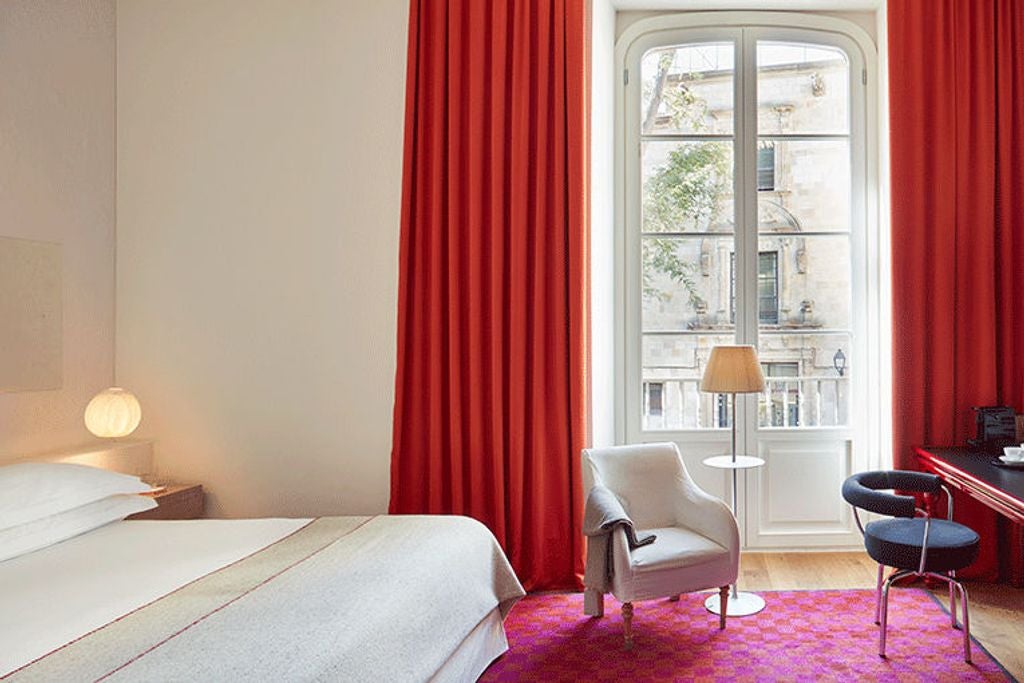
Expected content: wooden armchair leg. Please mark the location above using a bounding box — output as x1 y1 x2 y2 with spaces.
622 602 634 650
719 586 729 629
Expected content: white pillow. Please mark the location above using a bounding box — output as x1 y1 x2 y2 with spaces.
0 462 151 530
0 494 157 563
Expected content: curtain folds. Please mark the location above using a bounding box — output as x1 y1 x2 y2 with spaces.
889 0 1024 583
389 0 590 591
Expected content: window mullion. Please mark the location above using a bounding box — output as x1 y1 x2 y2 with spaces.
738 28 759 350
737 28 761 450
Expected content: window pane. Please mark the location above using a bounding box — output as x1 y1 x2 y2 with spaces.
757 41 849 135
641 43 734 136
757 235 850 331
642 141 734 234
757 142 776 191
757 333 852 427
642 333 736 430
643 235 734 332
757 139 850 233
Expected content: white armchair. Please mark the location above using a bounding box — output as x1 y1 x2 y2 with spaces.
582 442 740 648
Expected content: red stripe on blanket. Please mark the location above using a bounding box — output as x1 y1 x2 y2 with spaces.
94 516 377 681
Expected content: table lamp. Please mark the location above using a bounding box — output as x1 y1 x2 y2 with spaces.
700 345 766 616
701 345 766 463
84 387 142 439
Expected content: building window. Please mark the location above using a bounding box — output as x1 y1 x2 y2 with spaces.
757 142 776 191
762 361 799 426
758 252 779 324
644 381 664 417
730 251 780 325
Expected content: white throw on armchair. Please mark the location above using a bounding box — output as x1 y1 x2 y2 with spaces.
582 442 740 648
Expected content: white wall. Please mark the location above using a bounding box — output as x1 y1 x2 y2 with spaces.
591 0 618 447
116 0 408 517
0 0 116 461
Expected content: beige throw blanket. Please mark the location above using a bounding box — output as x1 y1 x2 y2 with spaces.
6 516 524 683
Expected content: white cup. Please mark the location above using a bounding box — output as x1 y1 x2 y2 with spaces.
1002 446 1024 462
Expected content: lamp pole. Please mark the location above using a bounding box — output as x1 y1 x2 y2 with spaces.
731 392 737 464
730 391 739 601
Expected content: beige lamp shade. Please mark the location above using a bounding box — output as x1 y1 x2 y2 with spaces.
84 387 142 438
700 345 766 394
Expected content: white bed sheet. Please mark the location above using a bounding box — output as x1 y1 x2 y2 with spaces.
0 517 309 676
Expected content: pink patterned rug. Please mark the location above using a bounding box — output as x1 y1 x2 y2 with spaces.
481 589 1011 682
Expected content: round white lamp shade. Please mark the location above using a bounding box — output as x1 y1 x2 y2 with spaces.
84 387 142 438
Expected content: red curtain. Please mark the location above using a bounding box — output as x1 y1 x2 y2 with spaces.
389 0 590 591
889 0 1024 583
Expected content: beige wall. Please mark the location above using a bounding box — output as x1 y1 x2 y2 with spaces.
116 0 408 517
0 0 116 461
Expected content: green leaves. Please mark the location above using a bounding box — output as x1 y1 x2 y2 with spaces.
642 238 704 310
642 144 728 234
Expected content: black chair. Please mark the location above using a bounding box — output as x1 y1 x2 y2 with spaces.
841 471 980 662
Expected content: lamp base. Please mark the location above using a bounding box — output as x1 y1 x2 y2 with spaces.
705 591 765 617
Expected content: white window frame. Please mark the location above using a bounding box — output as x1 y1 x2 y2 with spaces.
614 12 888 473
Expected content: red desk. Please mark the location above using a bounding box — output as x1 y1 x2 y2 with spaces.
915 447 1024 525
915 447 1024 585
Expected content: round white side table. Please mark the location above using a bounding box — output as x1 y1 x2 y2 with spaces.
702 454 766 617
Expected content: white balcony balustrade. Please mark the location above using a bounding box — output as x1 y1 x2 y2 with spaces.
642 375 849 431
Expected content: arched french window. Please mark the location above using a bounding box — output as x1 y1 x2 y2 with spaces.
617 13 883 549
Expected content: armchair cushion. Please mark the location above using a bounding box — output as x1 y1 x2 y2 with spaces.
629 527 727 574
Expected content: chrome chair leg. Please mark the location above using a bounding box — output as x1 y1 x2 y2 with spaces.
879 575 892 657
878 569 912 658
874 564 884 625
922 571 972 663
948 571 957 630
956 581 971 663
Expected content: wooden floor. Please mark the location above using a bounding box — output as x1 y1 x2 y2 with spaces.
742 551 1024 679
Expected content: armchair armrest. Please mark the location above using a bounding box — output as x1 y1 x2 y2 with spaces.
672 478 740 561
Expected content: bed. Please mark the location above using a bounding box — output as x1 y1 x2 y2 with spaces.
0 512 524 681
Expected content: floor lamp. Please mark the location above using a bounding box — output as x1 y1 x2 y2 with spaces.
700 345 767 616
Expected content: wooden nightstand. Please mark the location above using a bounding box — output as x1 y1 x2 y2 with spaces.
128 484 205 520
